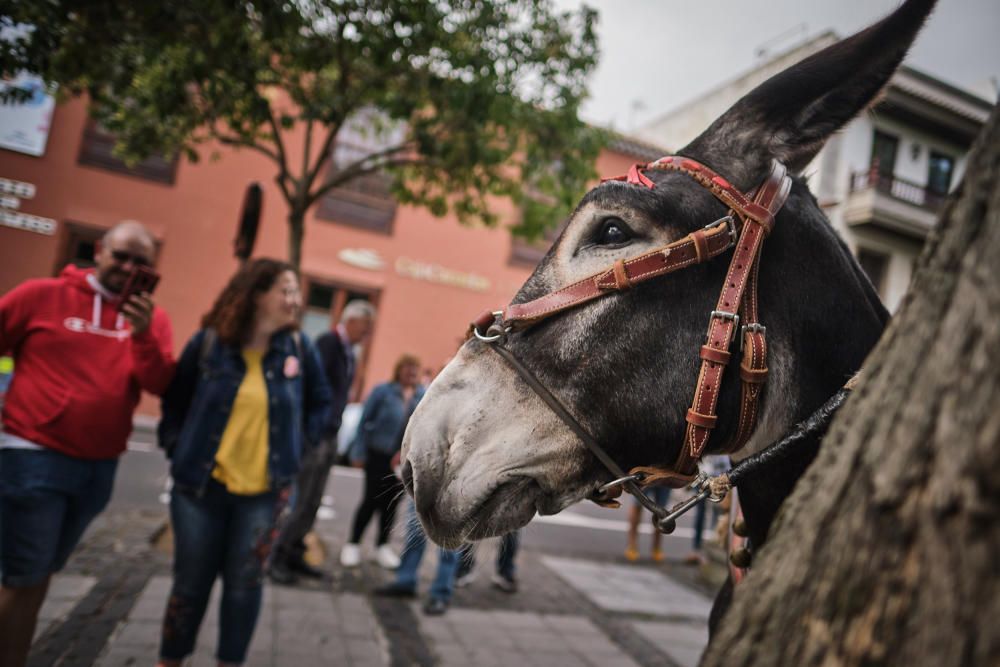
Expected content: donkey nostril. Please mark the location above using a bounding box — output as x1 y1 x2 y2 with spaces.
401 460 415 494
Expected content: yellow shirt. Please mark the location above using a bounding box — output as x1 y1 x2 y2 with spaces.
212 349 270 494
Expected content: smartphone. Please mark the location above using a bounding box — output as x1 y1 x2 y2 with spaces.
118 265 160 310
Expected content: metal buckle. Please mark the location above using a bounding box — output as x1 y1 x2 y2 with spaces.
739 323 765 352
708 310 740 349
473 311 506 343
705 215 737 249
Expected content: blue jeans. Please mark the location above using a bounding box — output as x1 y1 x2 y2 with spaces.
160 480 286 664
395 502 459 601
458 530 520 580
0 448 117 587
692 496 720 550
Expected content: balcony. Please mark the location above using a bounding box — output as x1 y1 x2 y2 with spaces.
844 168 944 240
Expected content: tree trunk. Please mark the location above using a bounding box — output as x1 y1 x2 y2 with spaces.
702 104 1000 666
287 208 305 271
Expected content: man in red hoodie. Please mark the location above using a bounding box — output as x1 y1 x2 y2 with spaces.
0 220 174 666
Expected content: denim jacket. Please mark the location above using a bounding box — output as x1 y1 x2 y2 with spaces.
348 382 424 463
159 328 331 493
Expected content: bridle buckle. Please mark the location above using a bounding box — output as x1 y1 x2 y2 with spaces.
739 322 766 352
705 215 737 249
709 309 740 349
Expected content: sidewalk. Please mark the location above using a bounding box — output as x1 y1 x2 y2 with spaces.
30 497 717 667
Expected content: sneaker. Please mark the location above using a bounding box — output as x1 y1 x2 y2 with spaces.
423 596 449 615
624 545 639 562
491 573 517 594
375 544 400 570
267 560 298 585
340 543 362 568
651 548 665 563
288 555 324 579
455 568 478 588
374 582 417 598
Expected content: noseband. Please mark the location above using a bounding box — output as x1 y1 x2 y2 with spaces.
471 156 792 531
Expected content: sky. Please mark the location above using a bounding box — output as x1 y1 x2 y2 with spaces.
552 0 1000 132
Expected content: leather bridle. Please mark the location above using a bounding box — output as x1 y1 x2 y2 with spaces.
470 156 792 531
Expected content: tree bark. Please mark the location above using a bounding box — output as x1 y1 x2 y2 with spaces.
702 104 1000 666
287 209 305 271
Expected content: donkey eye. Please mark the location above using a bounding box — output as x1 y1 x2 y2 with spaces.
596 218 632 246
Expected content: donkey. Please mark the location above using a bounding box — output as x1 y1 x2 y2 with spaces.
401 0 933 573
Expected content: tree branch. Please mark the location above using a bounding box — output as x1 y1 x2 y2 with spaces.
266 105 297 196
302 117 314 189
212 127 281 164
306 151 421 206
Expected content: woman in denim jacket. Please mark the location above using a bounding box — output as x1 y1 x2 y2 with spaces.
156 259 330 667
339 354 423 570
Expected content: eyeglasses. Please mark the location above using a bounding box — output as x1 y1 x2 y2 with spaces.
110 249 152 267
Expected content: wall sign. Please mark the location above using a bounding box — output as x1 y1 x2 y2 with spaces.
0 74 55 157
0 178 35 198
0 208 56 235
338 248 385 271
0 177 55 235
395 257 491 292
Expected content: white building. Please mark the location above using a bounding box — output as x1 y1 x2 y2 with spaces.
634 34 993 311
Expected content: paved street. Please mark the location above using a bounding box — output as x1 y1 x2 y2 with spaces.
26 436 724 667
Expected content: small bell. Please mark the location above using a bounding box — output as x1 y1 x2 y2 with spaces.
732 518 748 537
730 548 752 569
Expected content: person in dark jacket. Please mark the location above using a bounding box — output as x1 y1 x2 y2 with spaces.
268 299 374 584
156 259 330 667
340 354 423 570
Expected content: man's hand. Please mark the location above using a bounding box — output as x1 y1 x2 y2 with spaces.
122 293 154 335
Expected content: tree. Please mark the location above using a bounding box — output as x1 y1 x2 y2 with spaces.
1 1 604 267
702 104 1000 666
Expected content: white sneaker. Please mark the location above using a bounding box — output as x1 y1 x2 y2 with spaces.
375 544 401 570
340 543 362 568
455 568 477 588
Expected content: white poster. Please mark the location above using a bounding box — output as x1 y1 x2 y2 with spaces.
0 73 55 157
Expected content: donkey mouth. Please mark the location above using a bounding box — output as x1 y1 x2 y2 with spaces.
416 476 541 548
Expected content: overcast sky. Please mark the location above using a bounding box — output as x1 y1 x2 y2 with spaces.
553 0 1000 132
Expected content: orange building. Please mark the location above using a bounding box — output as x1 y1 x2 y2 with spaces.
0 97 661 414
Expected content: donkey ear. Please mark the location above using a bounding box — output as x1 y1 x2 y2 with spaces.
682 0 937 187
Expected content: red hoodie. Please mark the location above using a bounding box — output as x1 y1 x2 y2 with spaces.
0 265 175 459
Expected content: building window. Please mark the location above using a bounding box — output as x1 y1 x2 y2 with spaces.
301 278 379 401
78 120 178 184
927 151 954 197
871 130 899 177
56 222 105 273
316 110 404 234
856 247 889 297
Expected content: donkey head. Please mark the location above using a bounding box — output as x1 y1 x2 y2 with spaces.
403 0 932 548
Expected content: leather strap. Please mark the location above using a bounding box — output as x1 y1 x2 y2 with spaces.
673 160 791 475
503 218 735 326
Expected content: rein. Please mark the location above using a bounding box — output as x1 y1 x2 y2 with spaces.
471 156 792 532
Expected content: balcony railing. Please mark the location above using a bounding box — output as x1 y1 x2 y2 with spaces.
849 167 946 213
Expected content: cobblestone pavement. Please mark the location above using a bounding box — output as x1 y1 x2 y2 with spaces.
30 497 717 667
